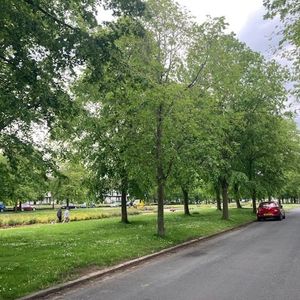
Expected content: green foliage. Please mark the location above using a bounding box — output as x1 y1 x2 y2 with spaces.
0 0 145 206
263 0 300 96
1 0 300 236
0 150 49 205
50 162 90 204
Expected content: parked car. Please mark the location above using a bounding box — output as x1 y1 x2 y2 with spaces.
15 203 36 211
257 201 285 221
61 204 77 209
0 202 5 212
80 202 96 208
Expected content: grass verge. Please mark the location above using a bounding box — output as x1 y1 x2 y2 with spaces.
0 207 259 299
0 208 142 227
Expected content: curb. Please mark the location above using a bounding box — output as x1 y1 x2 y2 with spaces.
19 220 255 300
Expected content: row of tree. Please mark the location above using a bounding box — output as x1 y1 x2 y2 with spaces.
1 0 299 236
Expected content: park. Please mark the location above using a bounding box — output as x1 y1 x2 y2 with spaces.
1 0 299 299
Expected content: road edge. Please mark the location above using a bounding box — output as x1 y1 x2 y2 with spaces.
19 220 255 300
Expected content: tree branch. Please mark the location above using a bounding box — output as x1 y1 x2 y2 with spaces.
23 0 77 31
186 52 209 90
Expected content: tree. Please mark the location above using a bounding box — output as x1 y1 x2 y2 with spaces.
263 0 300 97
50 161 90 206
139 0 197 236
229 172 248 208
0 149 49 209
0 0 145 195
186 18 254 220
61 18 150 223
234 55 290 213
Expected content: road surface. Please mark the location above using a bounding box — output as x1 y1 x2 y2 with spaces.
47 208 300 300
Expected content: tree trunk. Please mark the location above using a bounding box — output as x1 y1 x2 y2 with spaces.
235 198 242 209
221 177 229 220
248 160 256 214
252 189 257 214
156 103 165 237
157 180 165 236
19 201 22 211
121 188 128 223
121 172 129 224
215 183 222 211
182 187 190 215
66 198 70 208
233 183 242 209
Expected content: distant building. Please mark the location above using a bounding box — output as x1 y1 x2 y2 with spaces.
104 191 127 204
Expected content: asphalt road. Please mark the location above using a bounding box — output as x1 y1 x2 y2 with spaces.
48 208 300 300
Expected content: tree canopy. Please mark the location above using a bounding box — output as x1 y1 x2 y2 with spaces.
1 0 300 237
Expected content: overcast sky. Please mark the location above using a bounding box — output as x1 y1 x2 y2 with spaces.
98 1 298 122
98 0 280 57
177 0 300 124
176 0 280 57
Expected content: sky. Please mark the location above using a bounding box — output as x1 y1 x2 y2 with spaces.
177 0 300 124
176 0 279 57
98 0 298 123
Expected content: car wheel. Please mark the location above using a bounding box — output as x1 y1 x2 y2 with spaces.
257 217 262 221
278 214 283 221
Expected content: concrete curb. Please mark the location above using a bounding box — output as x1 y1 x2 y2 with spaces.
19 220 255 300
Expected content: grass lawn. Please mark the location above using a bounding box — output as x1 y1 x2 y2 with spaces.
0 204 298 299
0 207 142 227
0 206 258 299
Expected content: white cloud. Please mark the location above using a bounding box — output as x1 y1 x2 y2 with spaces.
177 0 263 34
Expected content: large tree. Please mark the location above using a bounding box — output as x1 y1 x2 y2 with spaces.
263 0 300 97
0 0 145 188
141 0 196 236
61 19 150 223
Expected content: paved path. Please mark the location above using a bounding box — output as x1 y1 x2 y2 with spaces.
47 208 300 300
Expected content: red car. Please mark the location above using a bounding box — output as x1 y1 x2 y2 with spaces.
15 204 36 211
257 201 285 221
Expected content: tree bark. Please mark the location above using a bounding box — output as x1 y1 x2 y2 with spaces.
235 198 242 209
215 182 222 211
157 180 165 236
121 172 129 224
156 103 165 237
182 187 190 215
252 189 257 214
233 183 242 209
221 177 229 220
121 188 128 223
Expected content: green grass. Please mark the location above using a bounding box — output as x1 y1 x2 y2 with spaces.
1 204 298 299
0 206 258 300
0 207 142 227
